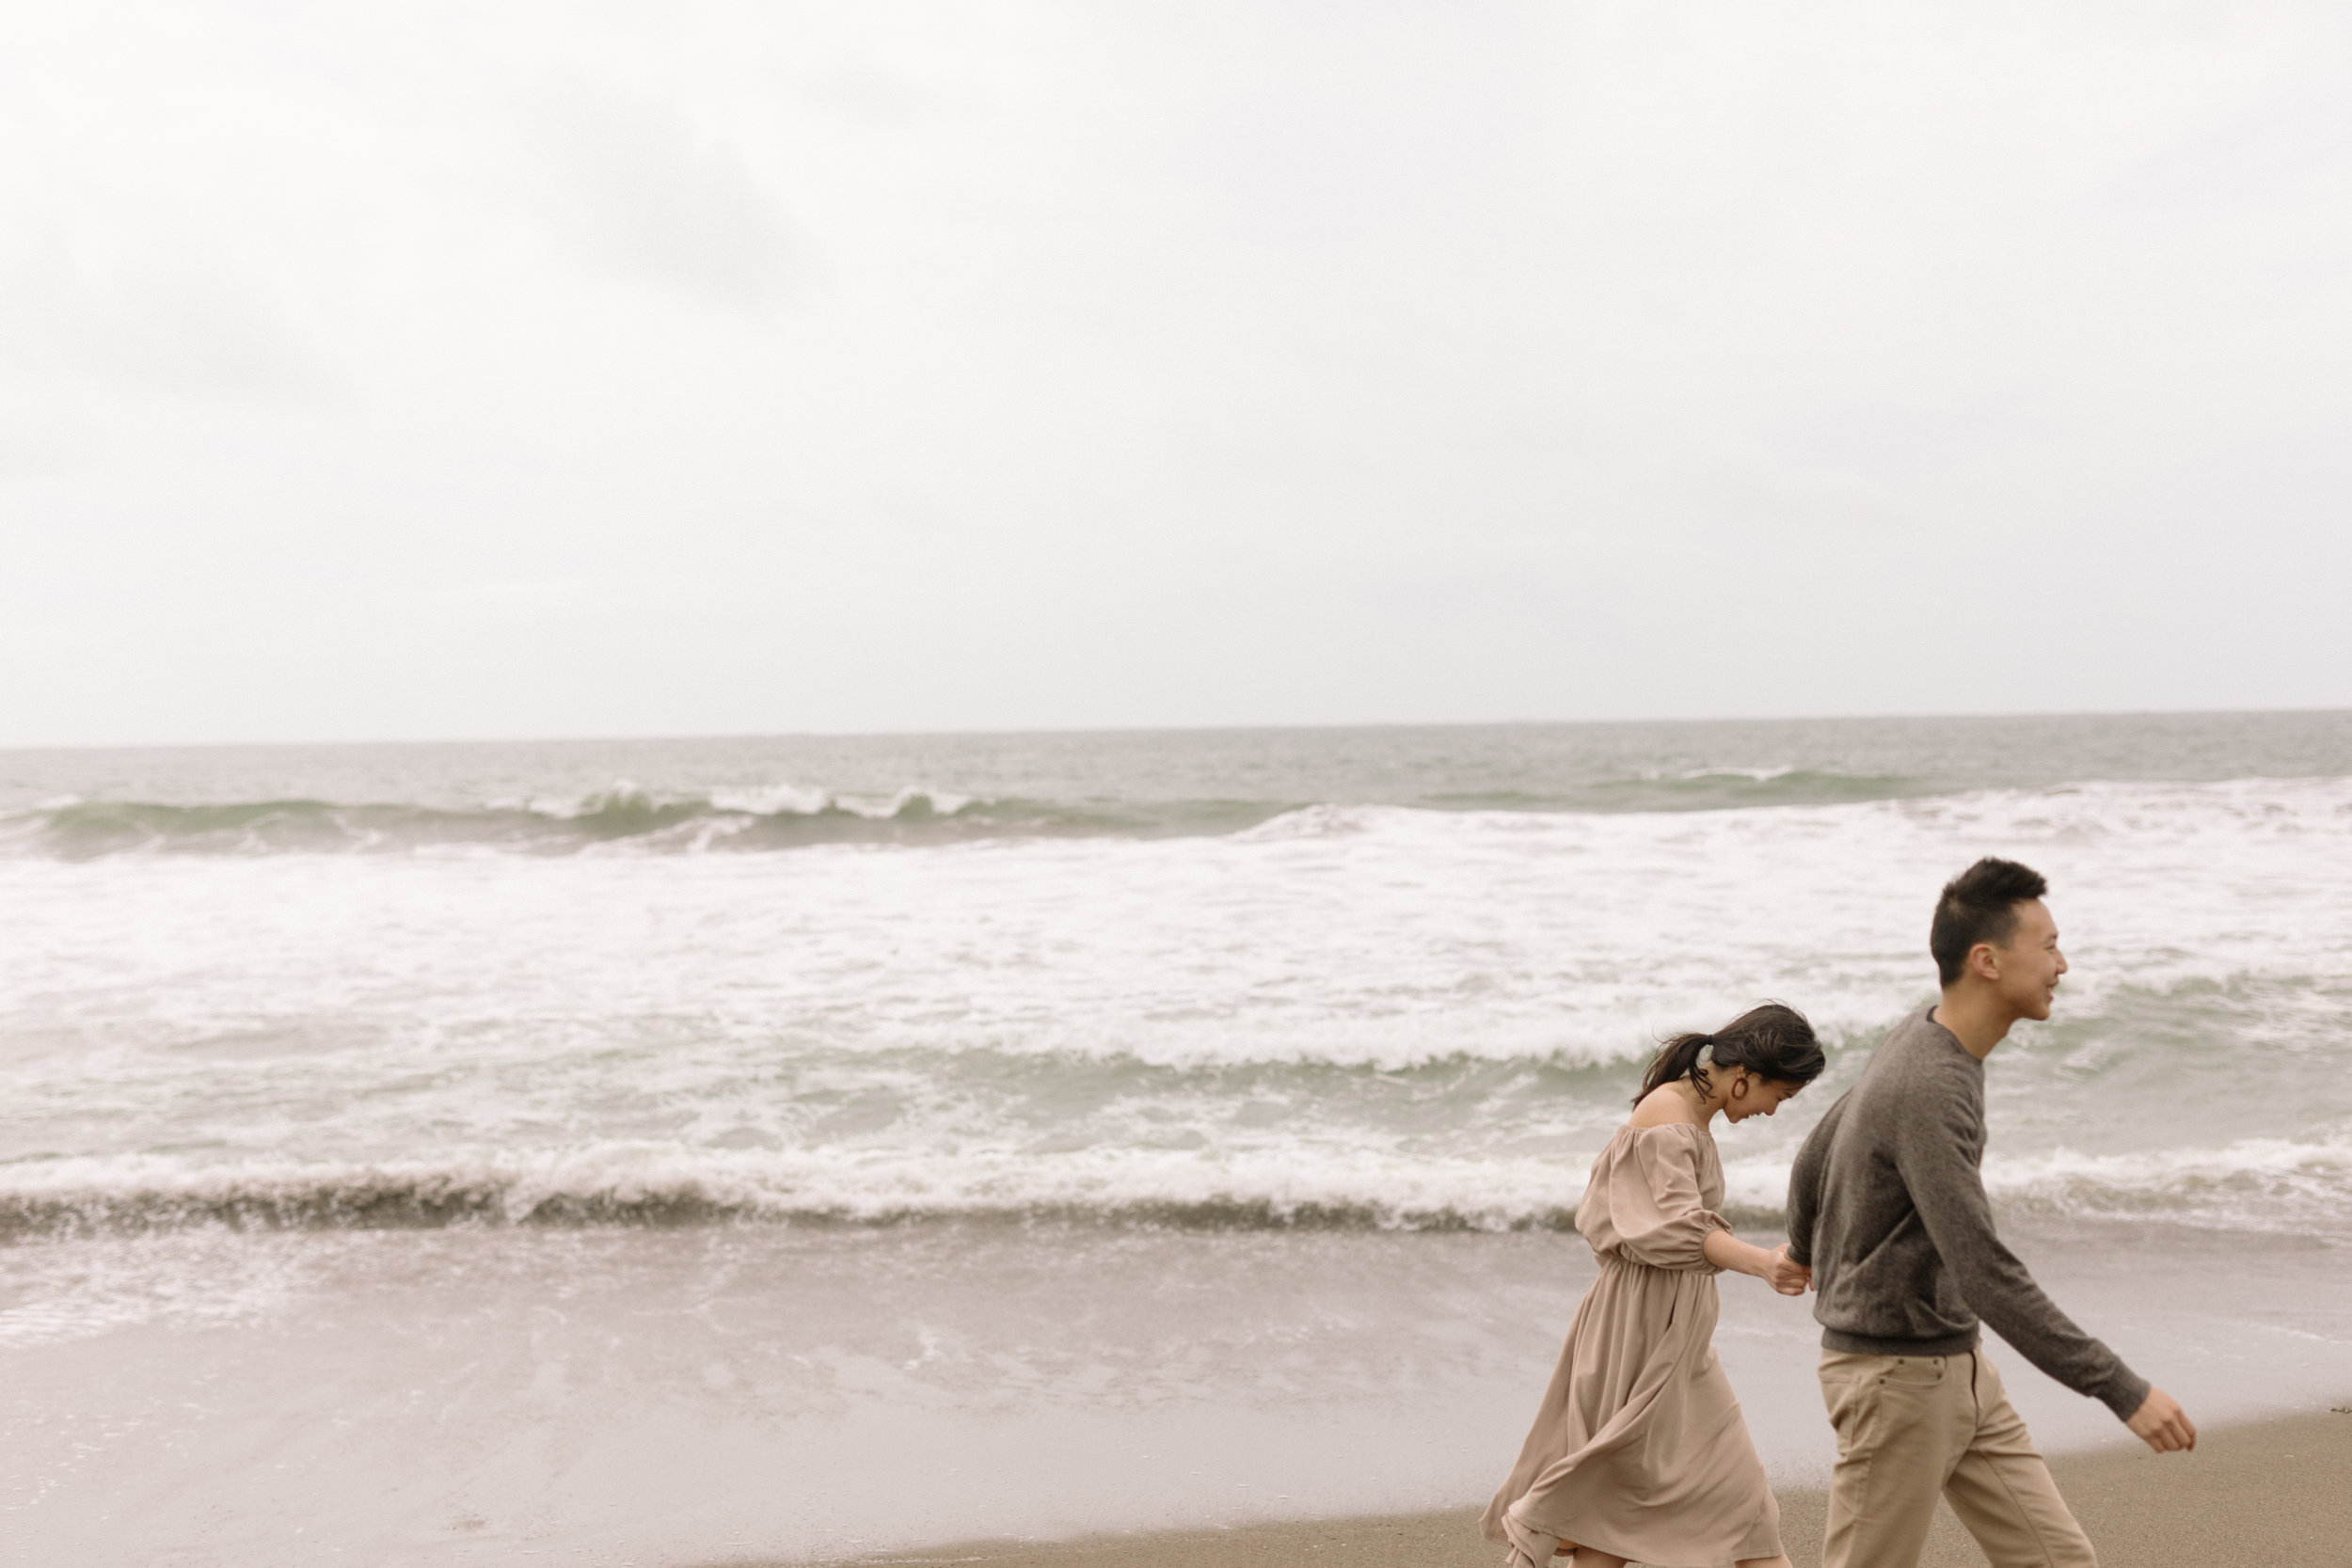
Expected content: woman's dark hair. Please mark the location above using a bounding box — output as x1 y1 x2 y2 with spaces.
1634 1002 1827 1106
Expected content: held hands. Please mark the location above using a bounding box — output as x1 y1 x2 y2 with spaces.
2125 1386 2196 1453
1701 1229 1813 1294
1758 1243 1812 1297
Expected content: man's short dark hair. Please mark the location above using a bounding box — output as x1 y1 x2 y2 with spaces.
1931 857 2049 986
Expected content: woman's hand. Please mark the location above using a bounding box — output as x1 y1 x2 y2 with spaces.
1702 1228 1811 1293
1759 1244 1811 1297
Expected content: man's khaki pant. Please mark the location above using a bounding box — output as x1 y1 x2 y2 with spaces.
1818 1348 2096 1568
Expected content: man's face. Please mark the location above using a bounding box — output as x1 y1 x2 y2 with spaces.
1991 897 2067 1021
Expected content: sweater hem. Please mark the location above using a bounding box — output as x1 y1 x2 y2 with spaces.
1820 1327 1980 1357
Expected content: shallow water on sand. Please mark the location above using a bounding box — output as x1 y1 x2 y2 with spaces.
5 1219 2346 1565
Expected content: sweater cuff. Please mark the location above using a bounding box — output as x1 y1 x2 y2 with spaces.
2094 1368 2152 1423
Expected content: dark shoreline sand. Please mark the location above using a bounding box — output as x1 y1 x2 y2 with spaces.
828 1409 2352 1568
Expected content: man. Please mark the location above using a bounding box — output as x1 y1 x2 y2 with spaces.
1786 857 2195 1568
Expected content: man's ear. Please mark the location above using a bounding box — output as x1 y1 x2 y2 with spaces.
1967 941 2001 981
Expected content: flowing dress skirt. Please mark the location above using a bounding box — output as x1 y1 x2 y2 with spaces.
1482 1123 1783 1567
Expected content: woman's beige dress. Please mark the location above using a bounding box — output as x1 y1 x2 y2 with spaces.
1481 1122 1784 1567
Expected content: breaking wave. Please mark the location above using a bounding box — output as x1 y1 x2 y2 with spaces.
0 786 1288 859
8 1126 2348 1241
0 1154 1585 1238
0 769 1972 860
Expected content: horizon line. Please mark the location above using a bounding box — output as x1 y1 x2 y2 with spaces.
4 703 2349 758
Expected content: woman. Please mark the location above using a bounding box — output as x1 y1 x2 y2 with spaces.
1483 1003 1827 1568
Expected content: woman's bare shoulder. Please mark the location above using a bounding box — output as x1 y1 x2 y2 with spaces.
1626 1084 1703 1130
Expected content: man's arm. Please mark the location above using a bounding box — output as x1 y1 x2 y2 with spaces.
1895 1089 2152 1420
1783 1089 1847 1269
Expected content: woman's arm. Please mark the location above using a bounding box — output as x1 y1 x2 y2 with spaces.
1703 1227 1811 1295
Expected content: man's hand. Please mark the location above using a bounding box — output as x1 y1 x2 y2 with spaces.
1759 1244 1812 1297
2125 1386 2196 1453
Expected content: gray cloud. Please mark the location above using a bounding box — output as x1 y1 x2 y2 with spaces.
515 77 803 309
0 2 2347 745
0 209 337 405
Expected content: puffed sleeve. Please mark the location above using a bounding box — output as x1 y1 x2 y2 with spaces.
1607 1127 1732 1271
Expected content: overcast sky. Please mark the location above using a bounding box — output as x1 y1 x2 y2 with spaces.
3 2 2348 746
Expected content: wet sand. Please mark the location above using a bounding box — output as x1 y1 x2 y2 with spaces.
836 1408 2352 1568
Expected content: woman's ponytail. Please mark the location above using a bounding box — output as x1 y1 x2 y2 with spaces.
1636 1032 1717 1103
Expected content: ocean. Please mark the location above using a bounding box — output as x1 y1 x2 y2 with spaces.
6 713 2352 1564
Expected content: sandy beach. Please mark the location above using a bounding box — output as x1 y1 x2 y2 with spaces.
837 1409 2352 1568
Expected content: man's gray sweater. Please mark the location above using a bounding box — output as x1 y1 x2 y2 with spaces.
1786 1006 2150 1421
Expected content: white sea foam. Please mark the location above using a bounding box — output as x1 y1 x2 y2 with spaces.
705 781 834 816
0 1230 316 1347
1678 765 1799 782
4 774 2350 1237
